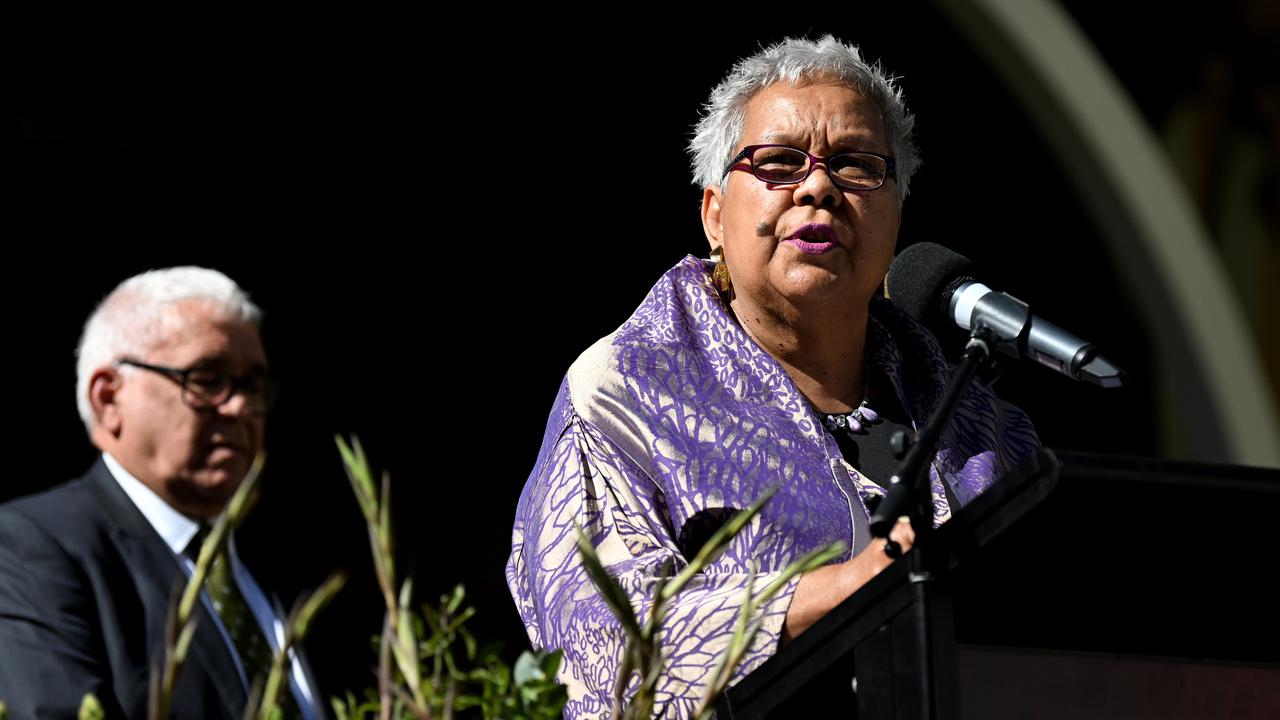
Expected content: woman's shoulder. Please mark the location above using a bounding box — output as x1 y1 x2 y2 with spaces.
568 255 721 393
560 255 737 432
615 255 721 346
565 332 627 412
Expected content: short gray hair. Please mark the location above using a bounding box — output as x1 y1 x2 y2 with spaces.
75 266 262 432
689 35 920 207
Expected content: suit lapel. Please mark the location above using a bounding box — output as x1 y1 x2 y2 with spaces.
85 461 248 718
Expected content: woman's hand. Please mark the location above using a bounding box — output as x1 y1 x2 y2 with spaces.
780 516 916 645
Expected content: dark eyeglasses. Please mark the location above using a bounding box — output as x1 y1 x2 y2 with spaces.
115 358 275 414
723 144 897 191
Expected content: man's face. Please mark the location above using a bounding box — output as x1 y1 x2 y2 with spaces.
113 300 267 519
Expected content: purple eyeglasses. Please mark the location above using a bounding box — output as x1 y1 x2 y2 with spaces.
723 144 896 191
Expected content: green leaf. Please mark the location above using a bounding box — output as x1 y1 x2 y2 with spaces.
174 617 198 664
421 603 440 633
661 486 777 601
77 694 105 720
446 583 466 615
758 541 845 603
702 563 758 703
445 606 476 634
335 435 377 520
520 684 543 704
227 453 266 522
393 578 423 695
378 470 392 552
397 577 414 617
646 557 674 629
492 662 511 687
462 627 477 661
513 651 544 685
329 695 350 720
292 572 347 638
540 649 563 679
574 525 642 640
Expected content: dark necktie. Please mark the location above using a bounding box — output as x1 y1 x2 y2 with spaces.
185 527 302 719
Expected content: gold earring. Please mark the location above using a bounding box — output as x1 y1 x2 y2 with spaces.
710 247 733 297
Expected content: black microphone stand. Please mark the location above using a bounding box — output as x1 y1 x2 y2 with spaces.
869 326 997 535
861 325 997 718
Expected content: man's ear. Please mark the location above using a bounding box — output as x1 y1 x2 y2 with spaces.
89 368 124 436
701 185 724 253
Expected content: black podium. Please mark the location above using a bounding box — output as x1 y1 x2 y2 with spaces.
717 450 1280 719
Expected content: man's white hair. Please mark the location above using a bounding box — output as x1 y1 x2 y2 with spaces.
75 266 262 432
689 35 920 207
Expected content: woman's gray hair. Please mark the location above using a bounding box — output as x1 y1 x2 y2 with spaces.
689 35 920 207
75 266 262 431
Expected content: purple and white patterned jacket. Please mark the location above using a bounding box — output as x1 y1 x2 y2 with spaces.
507 256 1039 719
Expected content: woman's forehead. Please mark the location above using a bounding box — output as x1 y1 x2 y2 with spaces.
742 82 888 148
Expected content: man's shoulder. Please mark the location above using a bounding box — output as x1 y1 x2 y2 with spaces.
1 462 101 515
0 464 115 555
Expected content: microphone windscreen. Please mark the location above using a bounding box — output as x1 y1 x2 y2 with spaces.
886 242 976 327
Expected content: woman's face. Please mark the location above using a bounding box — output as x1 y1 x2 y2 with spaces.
702 79 901 318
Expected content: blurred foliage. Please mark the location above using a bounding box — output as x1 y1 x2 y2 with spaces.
150 453 267 720
78 694 105 720
334 436 567 719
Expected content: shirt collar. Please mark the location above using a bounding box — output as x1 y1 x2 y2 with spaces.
102 452 201 555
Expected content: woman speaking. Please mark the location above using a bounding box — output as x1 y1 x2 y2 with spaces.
507 35 1039 719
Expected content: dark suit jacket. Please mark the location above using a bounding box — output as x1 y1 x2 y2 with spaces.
0 459 259 719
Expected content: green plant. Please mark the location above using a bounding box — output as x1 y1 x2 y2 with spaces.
78 694 104 720
333 435 568 720
331 584 566 720
150 453 267 720
474 645 565 720
247 572 347 720
575 485 845 720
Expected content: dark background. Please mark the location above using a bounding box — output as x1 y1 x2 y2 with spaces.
9 5 1276 700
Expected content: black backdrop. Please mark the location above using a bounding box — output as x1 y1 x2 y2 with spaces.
10 6 1258 699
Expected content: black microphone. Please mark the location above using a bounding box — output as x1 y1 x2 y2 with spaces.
886 242 1124 388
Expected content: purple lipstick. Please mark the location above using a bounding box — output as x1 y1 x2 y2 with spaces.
785 224 839 255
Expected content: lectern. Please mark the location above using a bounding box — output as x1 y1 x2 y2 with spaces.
717 450 1280 718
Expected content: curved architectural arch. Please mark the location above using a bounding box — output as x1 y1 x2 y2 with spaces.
936 0 1280 466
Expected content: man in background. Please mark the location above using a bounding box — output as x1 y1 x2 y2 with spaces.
0 267 320 719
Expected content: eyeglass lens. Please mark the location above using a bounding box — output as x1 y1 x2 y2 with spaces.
752 147 886 188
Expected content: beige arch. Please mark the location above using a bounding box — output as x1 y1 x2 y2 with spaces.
935 0 1280 466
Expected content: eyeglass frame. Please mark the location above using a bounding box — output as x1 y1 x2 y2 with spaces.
113 358 275 414
722 144 898 191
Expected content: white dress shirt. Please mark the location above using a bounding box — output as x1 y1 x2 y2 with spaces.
103 453 320 720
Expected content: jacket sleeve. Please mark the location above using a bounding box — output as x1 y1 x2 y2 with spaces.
0 507 126 720
506 387 800 720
